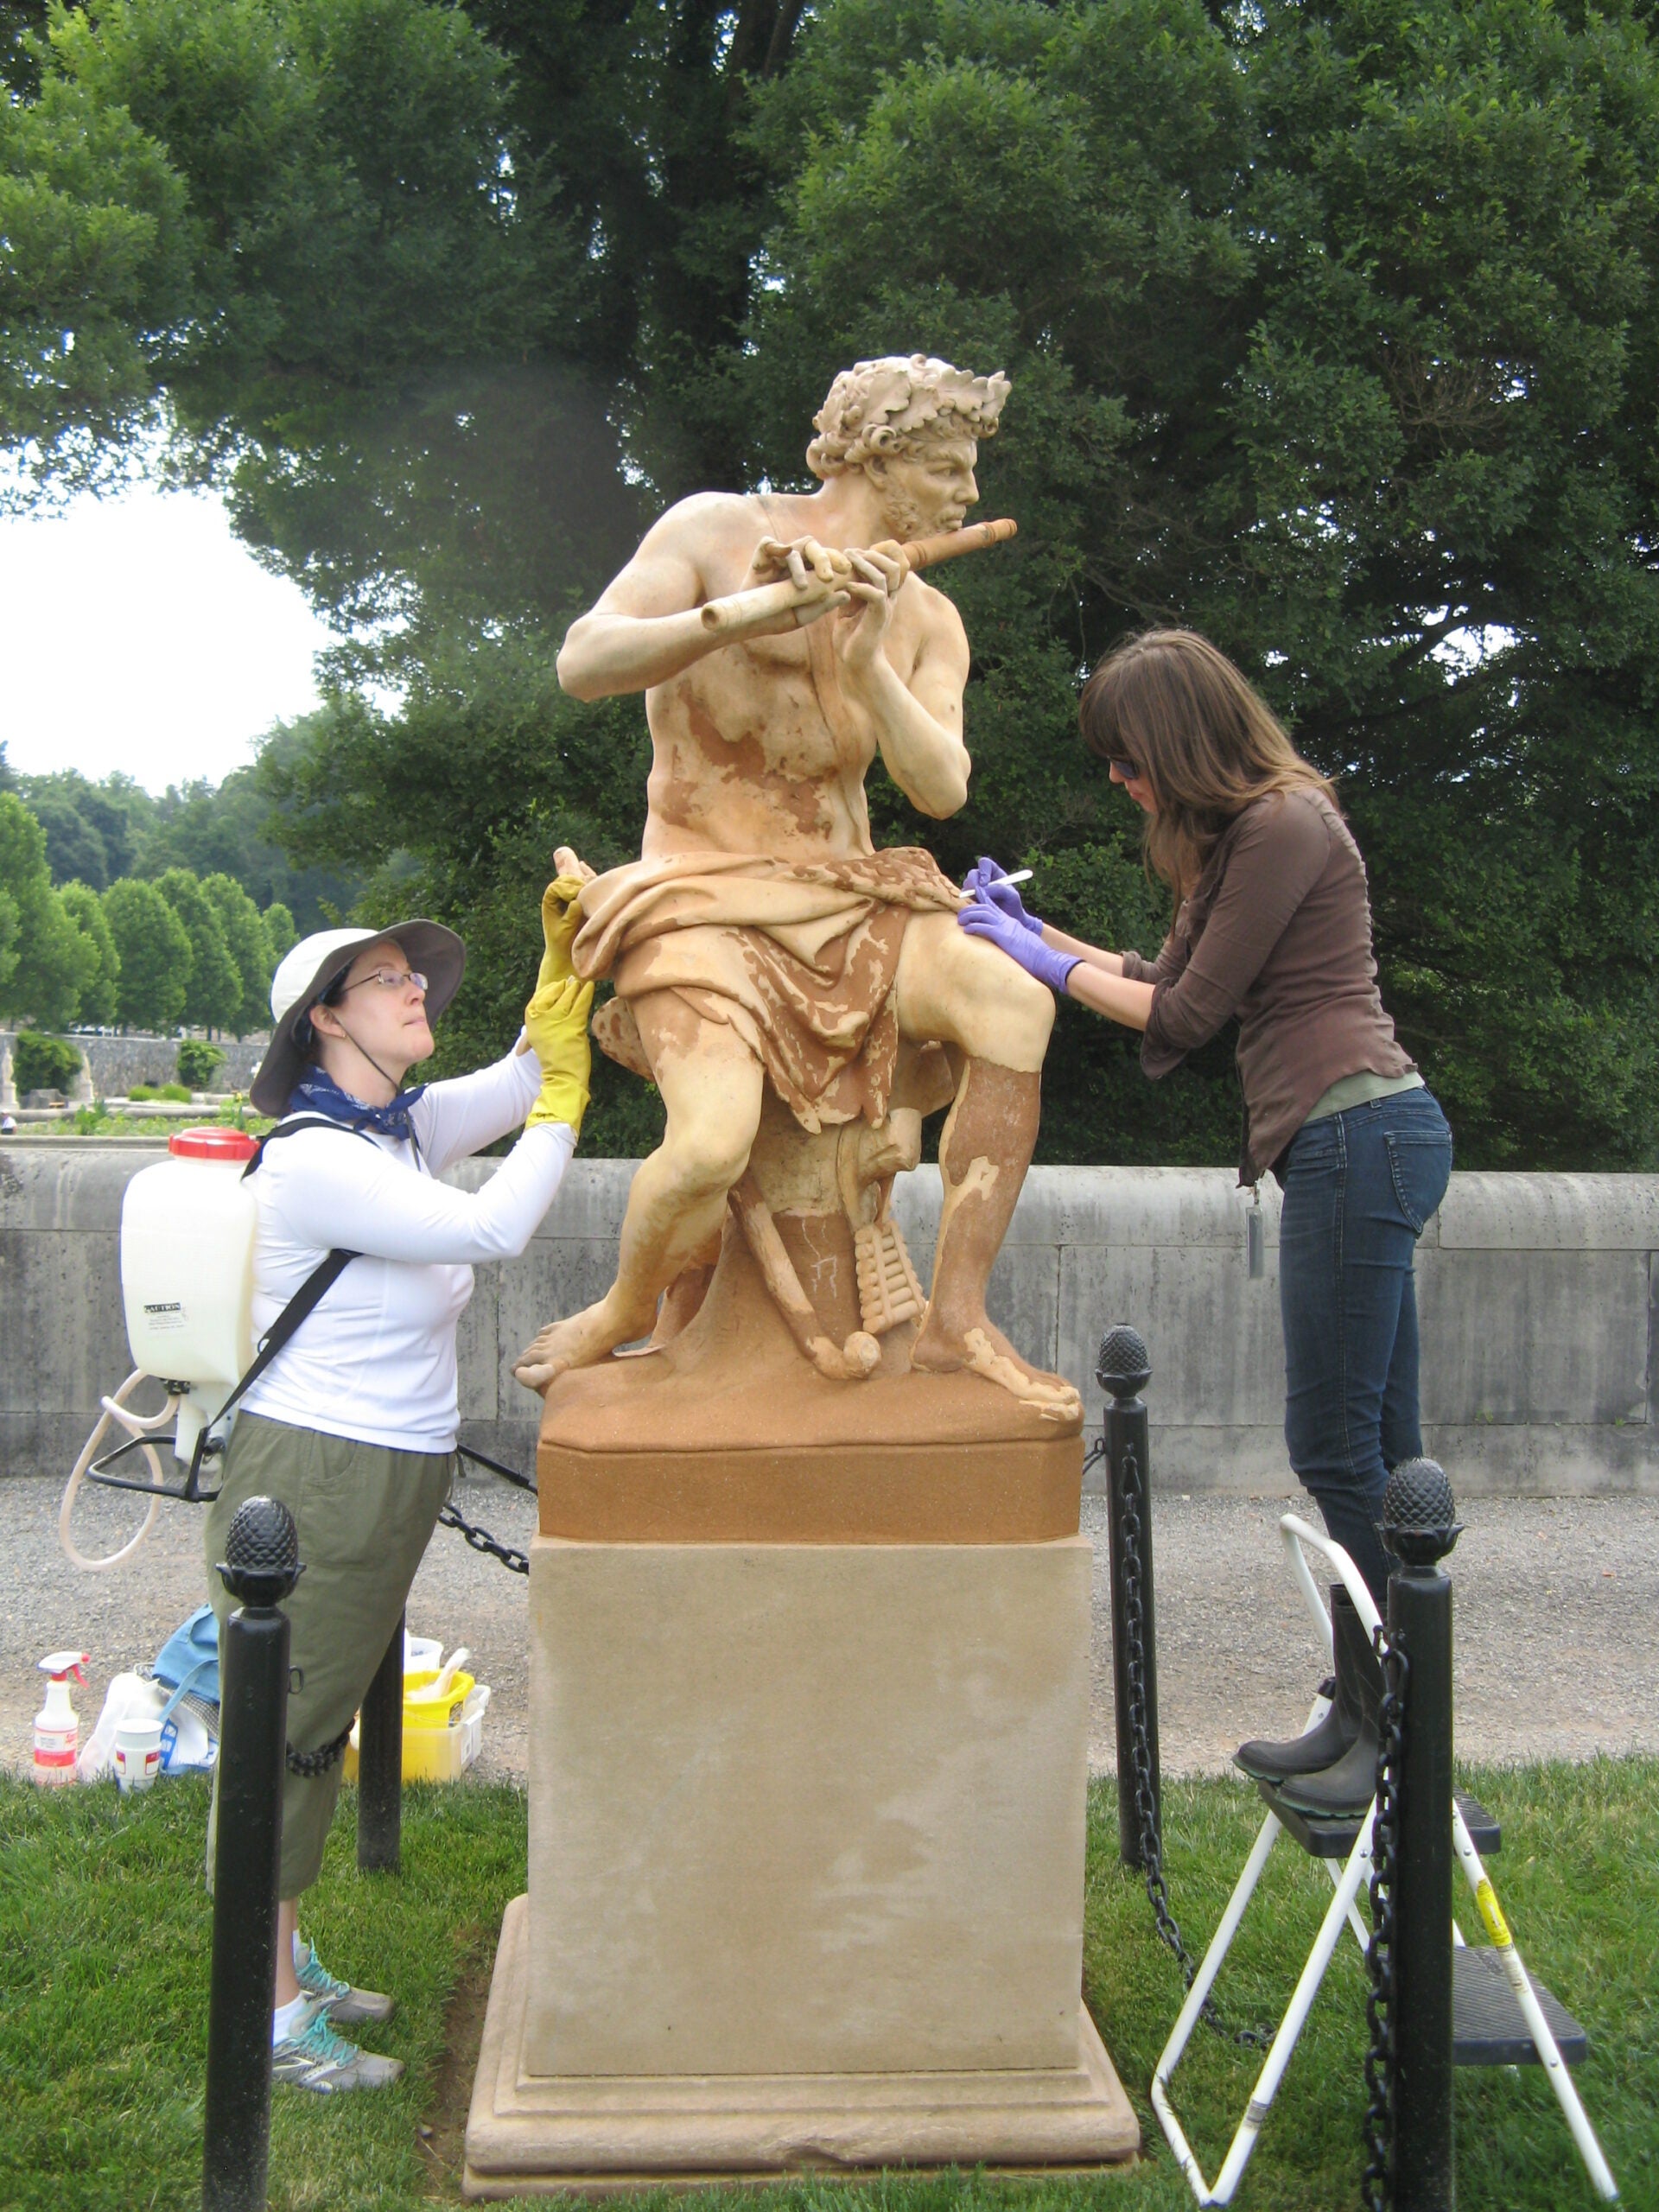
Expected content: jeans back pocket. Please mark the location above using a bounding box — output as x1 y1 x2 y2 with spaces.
1384 1128 1452 1234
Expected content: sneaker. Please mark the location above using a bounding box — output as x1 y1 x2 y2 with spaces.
294 1936 396 2026
272 2004 404 2093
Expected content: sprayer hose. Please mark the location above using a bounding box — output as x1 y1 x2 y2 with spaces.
59 1372 179 1573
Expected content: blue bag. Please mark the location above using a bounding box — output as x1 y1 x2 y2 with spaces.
154 1604 219 1716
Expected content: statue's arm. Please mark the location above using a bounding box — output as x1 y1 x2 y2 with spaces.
555 512 716 701
556 501 846 702
854 592 973 820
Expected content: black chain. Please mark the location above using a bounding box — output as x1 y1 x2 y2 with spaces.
439 1500 531 1577
290 1444 536 1762
1362 1627 1408 2212
1116 1436 1271 2049
286 1719 353 1777
455 1443 537 1495
435 1443 538 1577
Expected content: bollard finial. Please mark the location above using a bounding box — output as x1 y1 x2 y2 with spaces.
1096 1323 1152 1401
218 1495 302 1606
1382 1457 1462 1567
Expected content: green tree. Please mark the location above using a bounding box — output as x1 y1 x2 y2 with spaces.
12 0 1659 1168
3 0 563 470
200 870 272 1034
27 791 109 889
102 874 189 1031
20 768 156 888
58 880 121 1026
0 20 192 451
0 791 95 1026
137 735 365 930
12 1028 83 1094
715 0 1659 1167
154 867 241 1033
0 883 17 1004
262 899 296 963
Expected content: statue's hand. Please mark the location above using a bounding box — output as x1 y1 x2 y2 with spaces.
733 534 850 630
749 534 849 589
833 543 904 676
552 845 596 887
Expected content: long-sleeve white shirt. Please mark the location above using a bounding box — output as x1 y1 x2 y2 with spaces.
239 1047 572 1452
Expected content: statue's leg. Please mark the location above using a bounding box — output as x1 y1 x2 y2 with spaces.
512 995 764 1393
893 914 1081 1422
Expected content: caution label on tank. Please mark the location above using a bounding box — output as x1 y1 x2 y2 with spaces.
143 1301 187 1331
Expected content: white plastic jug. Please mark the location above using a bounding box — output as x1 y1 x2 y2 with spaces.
120 1127 260 1461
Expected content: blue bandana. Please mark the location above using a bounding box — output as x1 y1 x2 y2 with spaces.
286 1065 428 1144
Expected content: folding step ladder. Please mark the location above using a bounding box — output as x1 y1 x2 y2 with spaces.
1149 1516 1618 2206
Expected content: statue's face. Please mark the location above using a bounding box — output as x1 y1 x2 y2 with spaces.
868 435 980 541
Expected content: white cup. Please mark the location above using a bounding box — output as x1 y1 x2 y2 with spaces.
114 1719 163 1794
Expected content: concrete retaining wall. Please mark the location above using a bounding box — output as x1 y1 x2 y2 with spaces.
0 1031 268 1108
3 1142 1655 1495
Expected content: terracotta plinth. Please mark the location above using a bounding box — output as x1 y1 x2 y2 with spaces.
465 1230 1135 2193
536 1214 1084 1543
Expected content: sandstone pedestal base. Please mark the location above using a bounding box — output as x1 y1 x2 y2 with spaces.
463 1895 1138 2195
462 1533 1137 2193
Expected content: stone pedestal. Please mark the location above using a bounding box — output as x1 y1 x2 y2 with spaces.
464 1201 1137 2193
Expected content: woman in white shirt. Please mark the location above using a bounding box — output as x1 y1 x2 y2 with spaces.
204 870 591 2093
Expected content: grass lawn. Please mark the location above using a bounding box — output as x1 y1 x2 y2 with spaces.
3 1760 1653 2211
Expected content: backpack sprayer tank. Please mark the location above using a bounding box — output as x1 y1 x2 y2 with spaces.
119 1126 261 1470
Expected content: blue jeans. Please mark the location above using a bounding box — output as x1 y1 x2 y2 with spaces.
1278 1087 1453 1606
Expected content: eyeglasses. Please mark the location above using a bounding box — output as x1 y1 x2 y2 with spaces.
1109 760 1142 783
342 969 429 995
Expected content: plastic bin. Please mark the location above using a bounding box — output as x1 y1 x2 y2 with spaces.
343 1666 490 1784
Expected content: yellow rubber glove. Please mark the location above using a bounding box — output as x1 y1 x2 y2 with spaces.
524 975 594 1135
537 871 588 989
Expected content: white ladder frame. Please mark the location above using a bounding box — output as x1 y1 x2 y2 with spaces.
1148 1515 1618 2205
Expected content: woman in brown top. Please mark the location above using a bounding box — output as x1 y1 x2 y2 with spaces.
959 631 1452 1644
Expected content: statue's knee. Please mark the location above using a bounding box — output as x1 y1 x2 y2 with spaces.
663 1117 753 1199
978 961 1054 1057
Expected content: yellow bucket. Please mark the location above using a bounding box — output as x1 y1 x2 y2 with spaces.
342 1666 490 1784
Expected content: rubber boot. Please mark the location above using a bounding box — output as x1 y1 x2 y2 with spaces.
1234 1586 1363 1783
1277 1593 1385 1817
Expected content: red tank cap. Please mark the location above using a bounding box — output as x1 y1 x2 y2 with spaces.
168 1126 260 1161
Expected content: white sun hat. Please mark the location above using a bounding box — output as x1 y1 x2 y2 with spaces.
249 920 465 1115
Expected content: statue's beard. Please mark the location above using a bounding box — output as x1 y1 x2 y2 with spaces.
875 486 933 543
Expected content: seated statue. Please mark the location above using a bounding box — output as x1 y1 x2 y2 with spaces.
514 353 1078 1421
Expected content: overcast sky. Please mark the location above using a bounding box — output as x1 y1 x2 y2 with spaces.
0 480 335 793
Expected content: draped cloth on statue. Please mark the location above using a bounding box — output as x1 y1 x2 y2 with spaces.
571 849 963 1133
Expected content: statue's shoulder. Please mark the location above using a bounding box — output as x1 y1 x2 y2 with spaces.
904 570 970 651
646 489 767 545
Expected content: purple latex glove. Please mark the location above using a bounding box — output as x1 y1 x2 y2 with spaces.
961 855 1043 935
958 897 1082 996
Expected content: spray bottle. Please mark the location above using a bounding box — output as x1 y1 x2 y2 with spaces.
34 1651 88 1786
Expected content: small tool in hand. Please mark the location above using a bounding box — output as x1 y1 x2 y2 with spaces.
986 868 1033 890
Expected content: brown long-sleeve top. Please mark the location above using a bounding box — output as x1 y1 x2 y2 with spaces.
1119 787 1414 1183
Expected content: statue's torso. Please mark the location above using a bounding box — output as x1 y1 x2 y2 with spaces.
639 498 940 865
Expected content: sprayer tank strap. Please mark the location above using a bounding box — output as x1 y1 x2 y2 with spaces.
215 1115 379 1426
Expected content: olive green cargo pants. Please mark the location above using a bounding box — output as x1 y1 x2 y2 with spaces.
204 1414 454 1898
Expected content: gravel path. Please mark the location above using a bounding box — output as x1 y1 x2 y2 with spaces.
9 1472 1655 1784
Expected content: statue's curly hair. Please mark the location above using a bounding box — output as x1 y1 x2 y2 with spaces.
806 354 1010 480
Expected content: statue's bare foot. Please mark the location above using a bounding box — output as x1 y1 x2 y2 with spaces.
514 1296 648 1395
912 1313 1082 1423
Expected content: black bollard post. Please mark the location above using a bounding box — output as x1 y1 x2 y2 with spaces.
1096 1325 1161 1870
203 1497 302 2212
1383 1459 1462 2212
356 1611 403 1874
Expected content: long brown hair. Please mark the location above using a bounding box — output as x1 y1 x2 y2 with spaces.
1078 629 1335 895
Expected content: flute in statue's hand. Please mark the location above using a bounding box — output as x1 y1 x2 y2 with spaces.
698 518 1019 639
